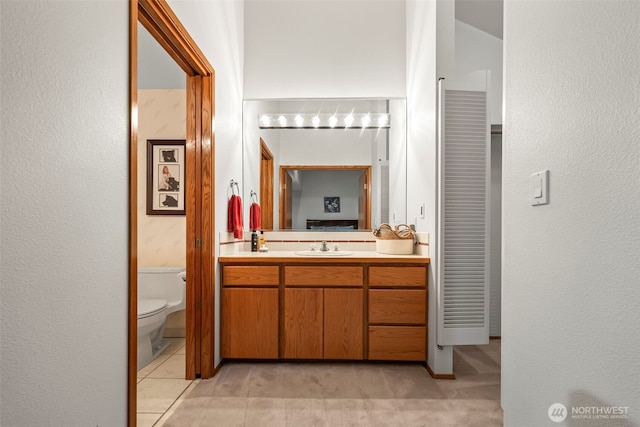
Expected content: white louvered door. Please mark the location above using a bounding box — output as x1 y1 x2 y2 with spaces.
437 71 491 346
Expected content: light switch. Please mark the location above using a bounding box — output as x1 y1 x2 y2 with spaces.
531 170 549 206
533 178 542 198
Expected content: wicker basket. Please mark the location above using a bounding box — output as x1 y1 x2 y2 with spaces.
373 224 415 255
373 223 414 240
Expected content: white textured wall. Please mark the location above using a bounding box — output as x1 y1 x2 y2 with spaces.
0 1 129 425
168 0 244 366
406 0 455 375
244 0 406 99
503 1 640 425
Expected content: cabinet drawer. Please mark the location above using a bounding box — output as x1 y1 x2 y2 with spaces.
284 266 363 287
368 326 426 361
368 289 426 324
369 266 426 288
222 266 279 286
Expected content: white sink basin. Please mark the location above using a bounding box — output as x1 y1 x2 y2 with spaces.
295 250 354 256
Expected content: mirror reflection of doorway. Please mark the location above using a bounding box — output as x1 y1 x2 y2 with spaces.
259 138 274 229
279 166 371 230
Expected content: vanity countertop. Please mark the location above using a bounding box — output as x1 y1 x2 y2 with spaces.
219 251 429 264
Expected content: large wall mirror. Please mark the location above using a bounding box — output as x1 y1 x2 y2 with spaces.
242 98 407 231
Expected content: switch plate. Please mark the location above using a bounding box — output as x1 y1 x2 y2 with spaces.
531 170 549 206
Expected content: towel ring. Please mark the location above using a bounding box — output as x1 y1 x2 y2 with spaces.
250 190 258 203
230 179 240 196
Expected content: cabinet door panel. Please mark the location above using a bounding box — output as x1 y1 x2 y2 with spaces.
324 288 363 360
283 288 323 358
222 288 279 358
368 289 426 324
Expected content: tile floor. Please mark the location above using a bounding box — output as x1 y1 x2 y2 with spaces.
139 339 502 427
137 338 199 427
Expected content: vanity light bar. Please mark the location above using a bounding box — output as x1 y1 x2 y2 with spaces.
258 113 391 129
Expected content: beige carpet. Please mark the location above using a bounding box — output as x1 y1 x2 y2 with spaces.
162 340 502 426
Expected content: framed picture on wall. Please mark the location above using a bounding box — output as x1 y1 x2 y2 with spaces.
146 139 186 215
324 197 341 213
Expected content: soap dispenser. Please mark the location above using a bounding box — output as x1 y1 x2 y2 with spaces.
251 230 258 252
258 230 269 252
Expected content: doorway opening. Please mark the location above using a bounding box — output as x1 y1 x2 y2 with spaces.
129 0 215 424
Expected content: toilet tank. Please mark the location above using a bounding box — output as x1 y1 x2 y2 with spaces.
138 267 186 312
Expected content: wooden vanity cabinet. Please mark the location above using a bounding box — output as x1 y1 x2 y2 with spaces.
220 258 429 363
367 265 427 361
283 266 364 360
221 266 280 359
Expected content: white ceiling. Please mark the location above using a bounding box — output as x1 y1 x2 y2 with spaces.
137 1 503 89
455 0 503 39
138 22 185 89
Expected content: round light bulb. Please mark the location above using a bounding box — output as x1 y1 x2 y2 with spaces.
260 115 271 126
344 115 354 127
277 115 287 127
312 116 321 127
294 115 304 127
328 115 338 128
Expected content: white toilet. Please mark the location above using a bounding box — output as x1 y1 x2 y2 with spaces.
137 267 186 371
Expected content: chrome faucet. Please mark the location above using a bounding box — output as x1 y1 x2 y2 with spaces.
320 241 329 252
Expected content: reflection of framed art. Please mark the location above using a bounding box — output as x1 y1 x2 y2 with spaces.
324 196 341 213
146 139 186 215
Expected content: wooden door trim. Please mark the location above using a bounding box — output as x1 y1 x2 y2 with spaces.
199 74 215 377
128 3 138 425
278 168 293 229
185 76 201 378
259 138 274 230
138 0 211 76
130 1 215 425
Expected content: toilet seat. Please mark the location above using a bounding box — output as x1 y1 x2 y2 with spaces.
138 299 167 319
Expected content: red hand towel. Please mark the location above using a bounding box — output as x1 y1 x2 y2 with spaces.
249 202 261 231
227 195 243 239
